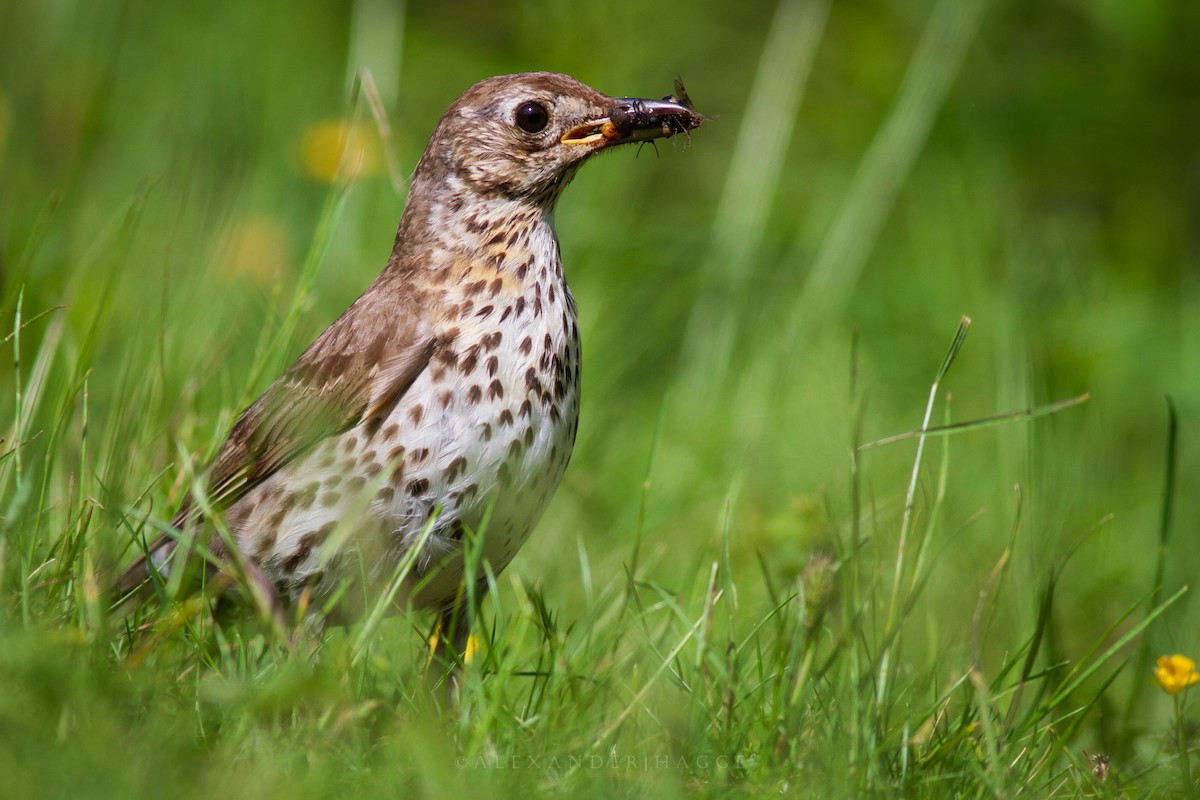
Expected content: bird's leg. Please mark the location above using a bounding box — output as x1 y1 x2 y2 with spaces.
425 580 489 701
427 600 473 671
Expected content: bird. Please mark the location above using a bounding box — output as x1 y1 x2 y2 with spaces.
117 72 703 661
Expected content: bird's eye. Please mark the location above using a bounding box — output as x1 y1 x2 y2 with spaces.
515 101 550 133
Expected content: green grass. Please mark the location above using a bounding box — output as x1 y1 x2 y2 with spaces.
2 0 1199 796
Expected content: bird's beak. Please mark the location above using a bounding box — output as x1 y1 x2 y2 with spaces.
560 96 704 147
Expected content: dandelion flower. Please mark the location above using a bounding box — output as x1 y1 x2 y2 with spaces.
299 119 381 183
218 215 290 288
1155 654 1199 695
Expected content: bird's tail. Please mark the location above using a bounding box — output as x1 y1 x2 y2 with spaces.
115 529 285 629
115 533 177 602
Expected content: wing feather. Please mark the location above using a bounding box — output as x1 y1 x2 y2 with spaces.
177 292 435 527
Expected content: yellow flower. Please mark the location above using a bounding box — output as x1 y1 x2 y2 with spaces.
298 119 381 183
217 215 290 288
1155 654 1199 695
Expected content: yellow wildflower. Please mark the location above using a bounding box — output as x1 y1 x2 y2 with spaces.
298 119 381 183
1155 654 1199 695
217 215 290 288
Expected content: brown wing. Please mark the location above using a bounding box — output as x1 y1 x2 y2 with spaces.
177 284 435 526
117 272 436 599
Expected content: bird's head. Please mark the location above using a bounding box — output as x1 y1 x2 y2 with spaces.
416 72 703 205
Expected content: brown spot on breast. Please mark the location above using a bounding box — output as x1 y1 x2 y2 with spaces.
507 439 524 458
226 500 253 530
460 345 480 374
387 445 406 464
488 379 504 400
411 448 431 465
322 490 342 508
282 522 334 574
466 279 488 296
523 427 534 446
377 486 395 504
381 423 399 440
486 355 499 377
389 465 408 487
475 304 494 319
489 277 505 295
467 385 483 404
254 525 279 559
281 548 308 575
483 331 503 350
498 409 514 427
515 297 526 316
407 478 430 497
347 475 367 493
519 399 532 418
480 422 493 441
443 456 468 481
439 390 454 409
519 336 533 355
340 436 359 456
499 306 513 323
296 483 320 510
409 404 424 425
516 263 529 280
365 461 382 479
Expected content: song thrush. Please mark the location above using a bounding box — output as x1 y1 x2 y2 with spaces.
118 72 703 655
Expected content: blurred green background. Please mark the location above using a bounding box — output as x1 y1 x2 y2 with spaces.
1 0 1199 792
